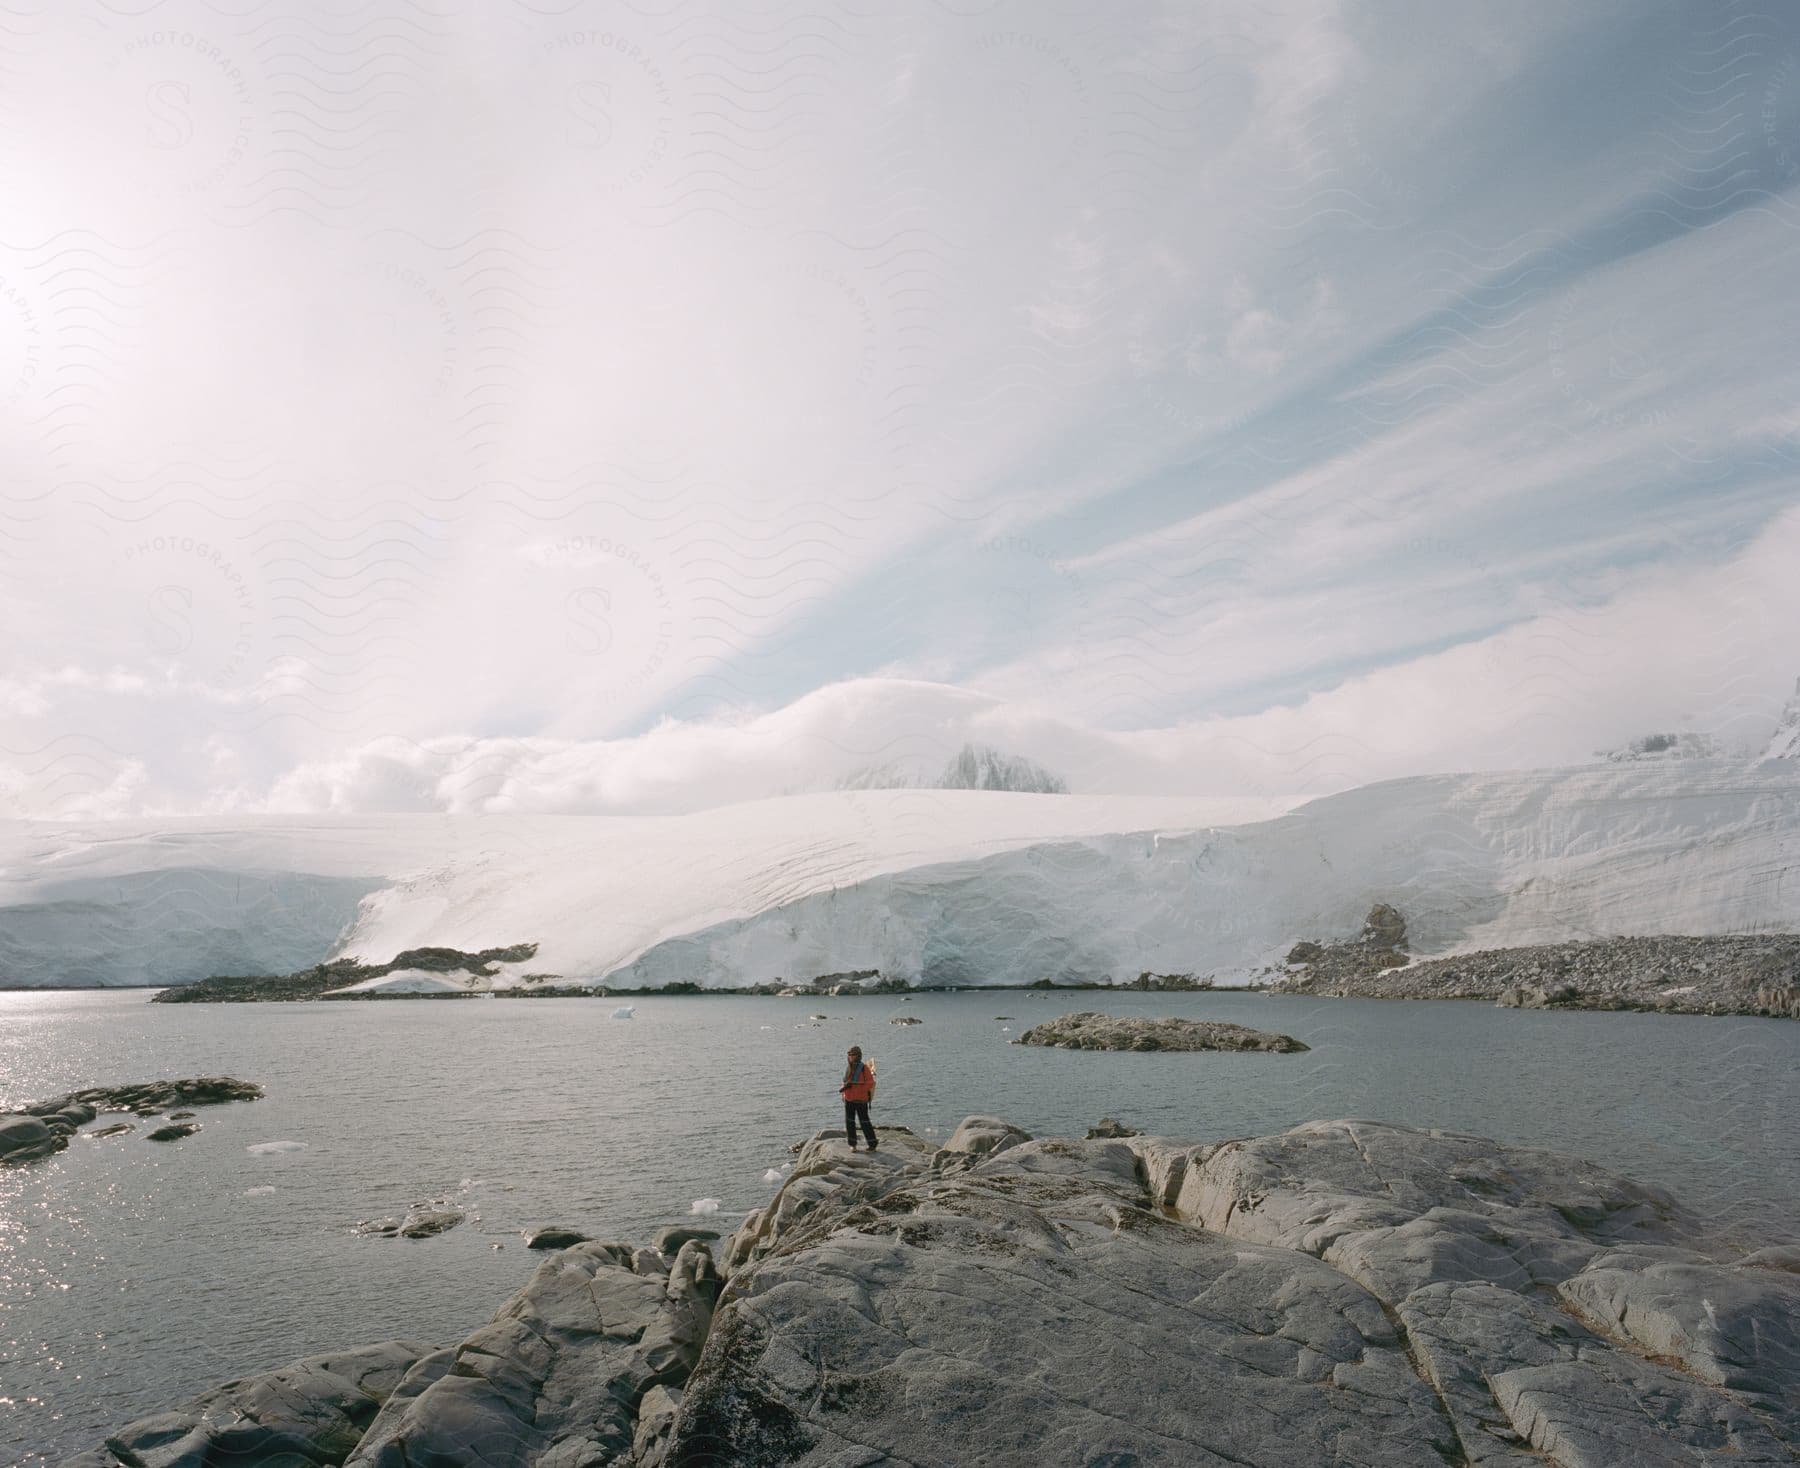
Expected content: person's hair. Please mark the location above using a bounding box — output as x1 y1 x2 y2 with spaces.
843 1046 864 1086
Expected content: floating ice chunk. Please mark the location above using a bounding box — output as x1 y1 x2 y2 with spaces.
244 1185 276 1197
247 1140 308 1155
612 1005 636 1019
690 1197 721 1214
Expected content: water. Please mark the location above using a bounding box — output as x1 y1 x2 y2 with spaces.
2 988 1796 1466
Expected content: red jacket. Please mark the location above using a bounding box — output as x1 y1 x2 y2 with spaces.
840 1061 875 1102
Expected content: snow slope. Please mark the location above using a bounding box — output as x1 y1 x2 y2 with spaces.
0 793 1289 987
1 762 1794 989
606 761 1800 987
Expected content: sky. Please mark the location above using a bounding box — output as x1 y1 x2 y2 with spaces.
1 0 1798 817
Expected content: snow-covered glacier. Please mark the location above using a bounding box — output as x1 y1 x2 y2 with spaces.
0 762 1794 988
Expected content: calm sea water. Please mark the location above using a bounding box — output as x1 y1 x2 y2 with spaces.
2 988 1796 1466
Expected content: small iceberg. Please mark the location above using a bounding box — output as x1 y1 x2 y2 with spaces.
247 1140 308 1155
244 1185 277 1197
690 1197 721 1215
612 1005 636 1020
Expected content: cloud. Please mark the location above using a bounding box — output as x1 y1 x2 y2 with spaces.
0 2 1794 819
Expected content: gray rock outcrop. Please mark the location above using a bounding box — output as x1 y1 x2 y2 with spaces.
59 1118 1799 1467
58 1339 435 1467
666 1118 1798 1466
1279 901 1412 987
343 1237 720 1466
1017 1011 1308 1052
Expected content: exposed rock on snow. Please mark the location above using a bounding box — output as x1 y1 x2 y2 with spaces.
1597 730 1724 761
1765 678 1800 760
1018 1011 1309 1052
840 741 1068 793
156 944 539 1002
57 1340 436 1468
1280 901 1411 987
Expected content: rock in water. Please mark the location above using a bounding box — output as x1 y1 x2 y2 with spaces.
359 1202 465 1240
344 1239 719 1466
525 1226 591 1250
1085 1117 1139 1139
1017 1011 1308 1052
57 1340 435 1467
1 1078 260 1166
0 1115 58 1163
145 1122 200 1142
665 1118 1798 1466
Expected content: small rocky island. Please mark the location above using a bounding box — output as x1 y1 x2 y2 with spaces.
60 1116 1799 1466
0 1078 263 1165
1017 1011 1309 1052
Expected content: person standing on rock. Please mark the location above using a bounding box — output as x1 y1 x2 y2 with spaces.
840 1046 878 1150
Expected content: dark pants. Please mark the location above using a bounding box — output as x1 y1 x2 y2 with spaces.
844 1100 876 1148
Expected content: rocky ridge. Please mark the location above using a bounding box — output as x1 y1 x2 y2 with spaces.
1017 1011 1308 1052
1277 914 1800 1018
61 1116 1800 1467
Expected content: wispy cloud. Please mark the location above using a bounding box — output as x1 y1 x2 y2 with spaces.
0 0 1795 816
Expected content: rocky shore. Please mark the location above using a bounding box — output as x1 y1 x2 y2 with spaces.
61 1116 1799 1466
135 916 1800 1018
1276 909 1800 1018
0 1078 262 1165
1016 1011 1308 1052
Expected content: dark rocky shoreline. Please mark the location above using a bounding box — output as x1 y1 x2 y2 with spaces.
60 1115 1800 1467
43 912 1795 1020
1273 915 1800 1019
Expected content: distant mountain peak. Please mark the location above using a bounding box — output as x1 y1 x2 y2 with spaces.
1596 731 1722 763
935 743 1068 793
838 742 1068 794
